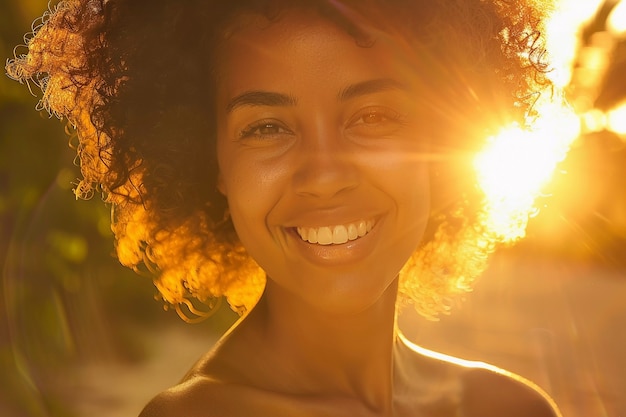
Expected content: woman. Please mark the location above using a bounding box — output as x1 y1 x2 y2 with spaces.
7 0 561 415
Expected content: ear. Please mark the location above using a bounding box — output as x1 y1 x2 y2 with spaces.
216 172 227 195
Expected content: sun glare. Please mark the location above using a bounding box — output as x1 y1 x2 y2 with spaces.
472 0 594 243
405 1 626 308
607 101 626 135
474 102 581 242
608 0 626 36
543 0 604 88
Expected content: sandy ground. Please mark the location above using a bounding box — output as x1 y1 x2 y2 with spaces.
2 252 625 417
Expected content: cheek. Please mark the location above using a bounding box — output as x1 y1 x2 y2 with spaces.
400 172 431 239
407 164 431 204
408 168 431 227
221 161 263 218
218 153 288 236
382 154 432 244
367 146 431 204
221 171 268 256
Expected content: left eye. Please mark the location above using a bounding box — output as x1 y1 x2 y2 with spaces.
347 107 406 135
239 119 293 140
361 111 389 124
252 123 284 135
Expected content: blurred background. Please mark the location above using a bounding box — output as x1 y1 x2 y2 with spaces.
0 0 625 416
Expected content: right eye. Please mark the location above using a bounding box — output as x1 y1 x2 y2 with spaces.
239 119 293 140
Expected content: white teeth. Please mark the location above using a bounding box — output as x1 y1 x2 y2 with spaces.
347 223 358 240
296 220 374 245
358 221 367 236
333 225 348 244
317 227 333 245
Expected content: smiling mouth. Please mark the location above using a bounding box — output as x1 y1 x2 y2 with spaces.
296 220 375 245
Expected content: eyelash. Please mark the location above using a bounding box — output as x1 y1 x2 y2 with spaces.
239 119 293 139
348 107 407 130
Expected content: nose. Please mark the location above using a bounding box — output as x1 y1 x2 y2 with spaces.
292 130 359 199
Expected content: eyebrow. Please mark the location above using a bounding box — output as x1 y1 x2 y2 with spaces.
226 91 298 113
338 78 410 101
225 78 409 113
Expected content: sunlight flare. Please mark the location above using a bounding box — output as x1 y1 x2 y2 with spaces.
542 0 604 88
474 101 581 242
607 101 626 135
608 0 626 37
472 0 592 243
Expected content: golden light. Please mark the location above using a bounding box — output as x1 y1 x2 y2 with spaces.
581 108 608 133
607 0 626 37
472 0 592 243
474 102 581 242
607 101 626 135
542 0 604 88
582 101 626 136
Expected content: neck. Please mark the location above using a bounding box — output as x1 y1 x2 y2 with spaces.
250 278 400 413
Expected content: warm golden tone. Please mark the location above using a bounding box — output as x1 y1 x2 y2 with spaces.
7 1 562 416
7 0 551 318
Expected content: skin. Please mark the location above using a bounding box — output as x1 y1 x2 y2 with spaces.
215 12 431 317
215 10 429 411
139 10 561 417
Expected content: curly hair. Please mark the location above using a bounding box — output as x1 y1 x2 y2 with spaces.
6 0 551 319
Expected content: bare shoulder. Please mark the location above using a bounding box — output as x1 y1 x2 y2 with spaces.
138 373 275 417
137 373 344 417
136 365 313 417
460 366 560 417
138 375 226 417
397 334 562 417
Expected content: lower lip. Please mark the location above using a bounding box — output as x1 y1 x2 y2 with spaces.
286 220 381 266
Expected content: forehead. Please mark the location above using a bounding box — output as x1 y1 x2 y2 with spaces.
214 10 417 97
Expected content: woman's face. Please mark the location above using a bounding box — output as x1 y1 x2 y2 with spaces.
216 11 431 314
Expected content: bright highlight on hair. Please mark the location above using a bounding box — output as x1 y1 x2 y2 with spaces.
471 0 599 245
473 0 625 245
474 101 580 243
608 0 626 37
540 0 605 89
